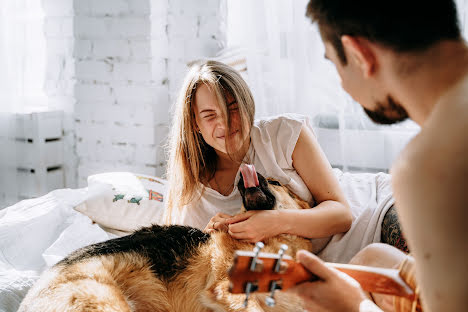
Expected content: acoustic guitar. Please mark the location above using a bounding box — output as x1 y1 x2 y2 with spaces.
228 243 421 311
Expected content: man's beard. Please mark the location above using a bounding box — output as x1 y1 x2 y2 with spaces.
363 95 409 125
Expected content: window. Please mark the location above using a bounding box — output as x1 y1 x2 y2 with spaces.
0 0 47 113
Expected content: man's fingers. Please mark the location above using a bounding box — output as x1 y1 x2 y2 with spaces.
334 270 362 288
296 250 335 281
288 281 323 309
288 281 316 296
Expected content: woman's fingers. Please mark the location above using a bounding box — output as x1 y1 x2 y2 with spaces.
205 213 234 232
227 211 255 224
214 213 233 224
215 212 233 219
213 220 229 231
228 228 254 241
227 219 249 233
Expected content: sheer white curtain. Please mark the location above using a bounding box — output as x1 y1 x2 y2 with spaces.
0 0 46 208
227 0 467 171
227 0 344 117
457 0 468 35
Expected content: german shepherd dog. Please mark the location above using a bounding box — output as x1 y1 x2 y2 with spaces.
19 165 312 312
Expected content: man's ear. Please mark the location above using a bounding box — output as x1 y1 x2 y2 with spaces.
341 35 376 78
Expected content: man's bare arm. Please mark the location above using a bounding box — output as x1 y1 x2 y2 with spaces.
391 123 468 312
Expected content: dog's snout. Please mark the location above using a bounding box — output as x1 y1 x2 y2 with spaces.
238 168 276 211
243 188 269 211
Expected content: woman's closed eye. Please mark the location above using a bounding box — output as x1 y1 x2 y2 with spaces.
203 113 216 120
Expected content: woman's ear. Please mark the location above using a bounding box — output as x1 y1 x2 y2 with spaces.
341 35 376 78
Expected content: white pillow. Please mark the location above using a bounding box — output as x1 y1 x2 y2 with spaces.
74 172 167 233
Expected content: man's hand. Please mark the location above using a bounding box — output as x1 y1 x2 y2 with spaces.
204 212 232 234
289 250 381 312
226 210 282 242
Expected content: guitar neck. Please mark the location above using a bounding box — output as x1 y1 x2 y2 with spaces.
326 263 414 299
229 252 415 300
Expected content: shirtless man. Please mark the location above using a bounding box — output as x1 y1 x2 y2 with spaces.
290 1 468 311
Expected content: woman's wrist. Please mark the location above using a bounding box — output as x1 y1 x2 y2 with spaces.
276 209 293 235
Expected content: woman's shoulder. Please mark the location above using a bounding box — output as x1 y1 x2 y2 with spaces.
254 113 310 130
249 113 311 170
251 113 311 143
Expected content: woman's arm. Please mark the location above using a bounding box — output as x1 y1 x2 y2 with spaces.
227 124 352 241
286 124 352 237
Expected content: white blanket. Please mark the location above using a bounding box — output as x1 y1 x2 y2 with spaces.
0 171 394 311
316 169 394 263
0 188 113 312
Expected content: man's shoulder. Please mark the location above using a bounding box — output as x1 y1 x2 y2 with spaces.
391 115 467 204
433 73 468 140
427 91 468 163
390 133 424 184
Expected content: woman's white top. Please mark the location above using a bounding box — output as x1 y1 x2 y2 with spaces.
175 113 313 230
174 113 395 263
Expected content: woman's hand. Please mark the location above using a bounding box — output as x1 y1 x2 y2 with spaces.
289 250 380 312
204 212 233 234
226 210 283 242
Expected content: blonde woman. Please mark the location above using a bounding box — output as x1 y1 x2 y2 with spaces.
164 60 352 248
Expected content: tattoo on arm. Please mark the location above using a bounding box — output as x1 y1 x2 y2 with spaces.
381 206 410 253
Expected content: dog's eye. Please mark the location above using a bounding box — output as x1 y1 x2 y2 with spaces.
267 180 281 186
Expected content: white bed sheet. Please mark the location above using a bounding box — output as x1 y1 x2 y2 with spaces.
0 170 395 311
0 188 114 312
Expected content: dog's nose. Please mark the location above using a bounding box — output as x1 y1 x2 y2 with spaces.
243 189 268 211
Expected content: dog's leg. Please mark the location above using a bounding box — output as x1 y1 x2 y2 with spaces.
254 292 305 312
200 280 266 312
18 278 134 312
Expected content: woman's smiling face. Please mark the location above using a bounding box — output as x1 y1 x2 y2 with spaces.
193 83 249 155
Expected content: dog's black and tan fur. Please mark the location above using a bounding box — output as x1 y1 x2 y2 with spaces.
19 172 313 312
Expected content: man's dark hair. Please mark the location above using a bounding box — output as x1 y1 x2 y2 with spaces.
306 0 462 64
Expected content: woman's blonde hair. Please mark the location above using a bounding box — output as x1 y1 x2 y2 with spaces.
164 60 255 223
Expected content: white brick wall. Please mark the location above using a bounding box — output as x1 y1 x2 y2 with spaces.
72 0 226 186
43 0 74 17
43 0 77 189
43 0 226 187
164 0 226 101
74 1 152 186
